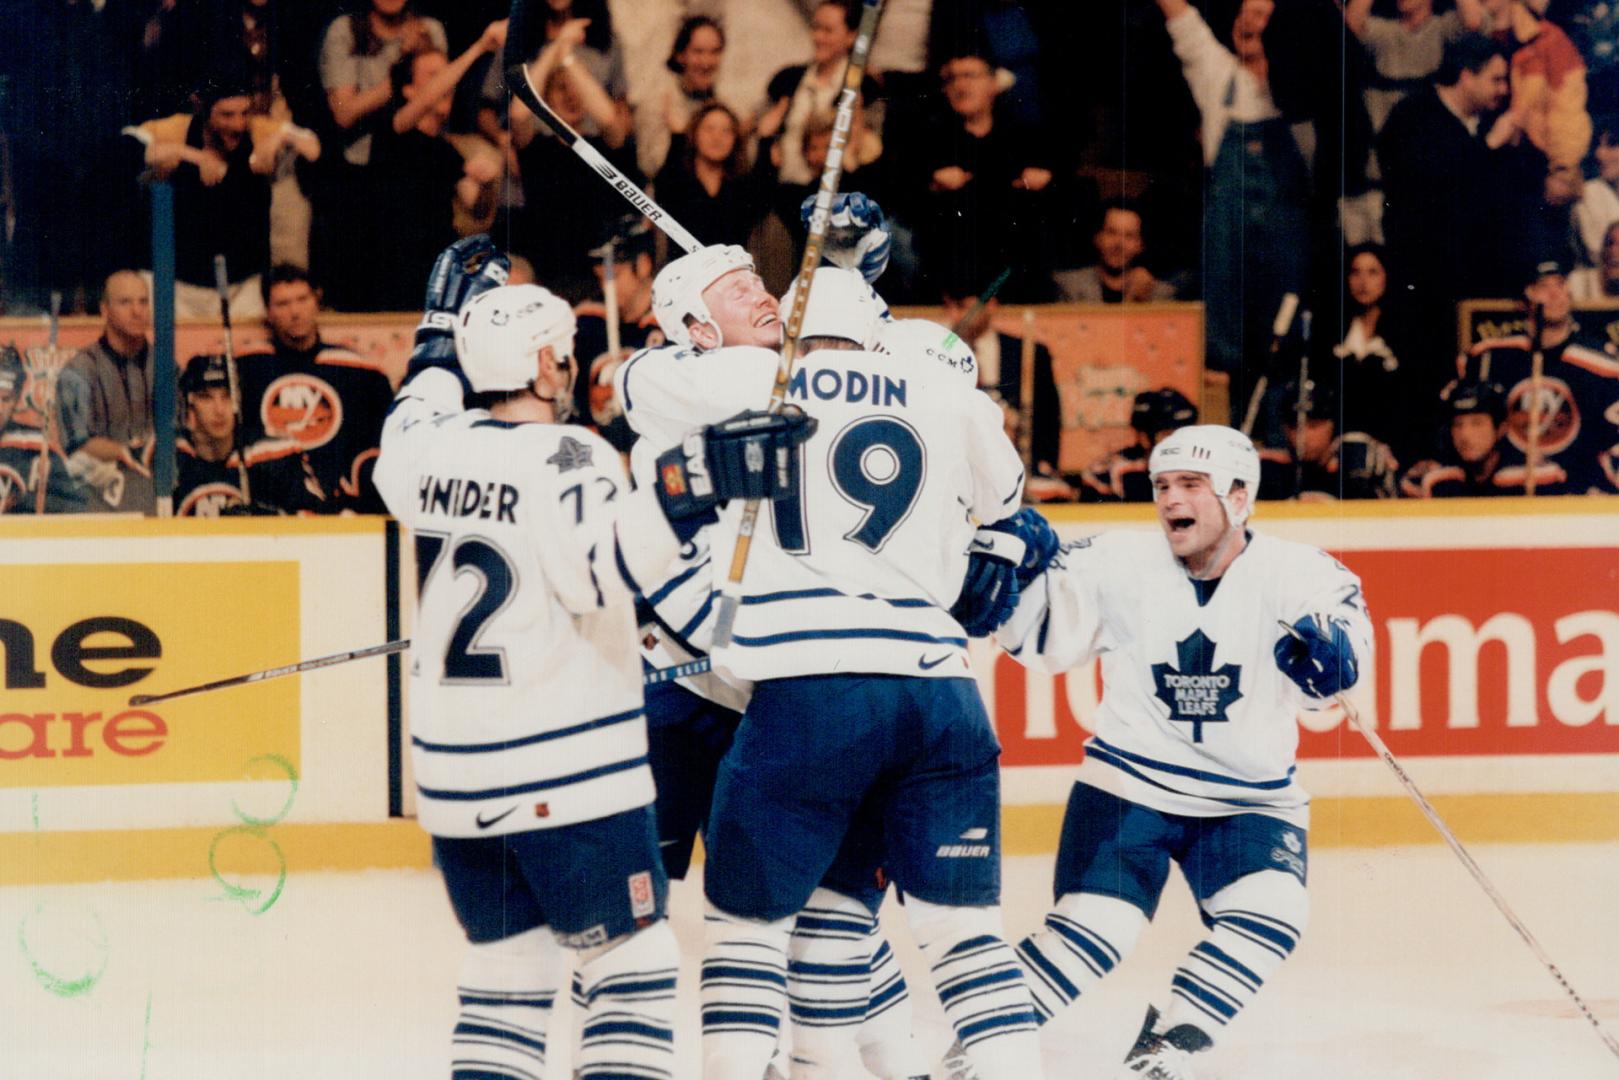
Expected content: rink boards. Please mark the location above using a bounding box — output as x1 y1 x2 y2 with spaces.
2 500 1617 883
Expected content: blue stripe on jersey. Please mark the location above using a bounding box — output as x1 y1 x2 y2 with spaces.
612 525 640 595
618 350 649 415
417 755 648 801
413 709 643 754
732 628 968 648
1001 474 1024 506
1085 745 1280 809
471 418 523 429
646 557 710 607
1088 736 1296 790
678 590 716 639
741 587 934 608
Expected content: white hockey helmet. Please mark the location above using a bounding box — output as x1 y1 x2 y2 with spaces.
454 284 577 394
651 244 756 349
1148 423 1261 525
782 267 884 350
875 317 977 381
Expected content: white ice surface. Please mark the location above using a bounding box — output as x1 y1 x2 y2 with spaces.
3 844 1617 1079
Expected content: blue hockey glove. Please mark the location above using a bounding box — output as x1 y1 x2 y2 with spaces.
950 527 1026 637
982 508 1060 589
655 407 817 538
802 191 891 284
406 235 511 387
1274 615 1360 698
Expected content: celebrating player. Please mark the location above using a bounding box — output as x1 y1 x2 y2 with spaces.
372 236 813 1079
984 424 1372 1079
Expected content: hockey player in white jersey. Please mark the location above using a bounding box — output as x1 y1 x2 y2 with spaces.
619 243 1046 1078
617 238 947 1079
979 424 1372 1079
372 236 813 1080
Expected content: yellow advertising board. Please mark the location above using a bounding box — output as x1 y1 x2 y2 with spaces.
1 561 301 787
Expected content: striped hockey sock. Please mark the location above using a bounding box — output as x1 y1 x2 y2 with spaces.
575 921 680 1079
701 907 793 1080
1014 893 1147 1024
788 890 873 1076
857 934 930 1079
1163 871 1307 1040
451 927 560 1080
909 899 1042 1079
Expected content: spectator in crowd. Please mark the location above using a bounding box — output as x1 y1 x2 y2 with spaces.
1053 201 1177 304
511 20 639 297
1572 122 1619 267
1077 386 1197 502
634 15 734 180
909 47 1053 299
370 25 508 309
232 265 394 512
131 73 317 319
1328 243 1426 463
929 0 1053 132
940 266 1063 486
1462 257 1619 493
0 346 91 514
55 271 156 514
174 353 323 516
1484 0 1591 206
572 223 659 451
1400 377 1529 495
653 103 770 252
1380 34 1532 360
1154 0 1308 413
1259 377 1343 500
318 0 448 310
758 0 882 187
1569 220 1619 299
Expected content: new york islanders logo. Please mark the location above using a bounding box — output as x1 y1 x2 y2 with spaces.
1151 629 1242 742
0 462 28 512
261 374 344 450
1505 375 1578 456
179 482 246 517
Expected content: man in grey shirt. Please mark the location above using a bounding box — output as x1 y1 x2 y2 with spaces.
1054 202 1177 304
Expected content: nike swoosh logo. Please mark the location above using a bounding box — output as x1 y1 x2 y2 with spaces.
918 653 951 670
475 805 518 830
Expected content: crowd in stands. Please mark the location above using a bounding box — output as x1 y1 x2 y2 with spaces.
6 0 1619 512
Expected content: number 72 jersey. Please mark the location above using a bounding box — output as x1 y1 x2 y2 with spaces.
617 342 1025 682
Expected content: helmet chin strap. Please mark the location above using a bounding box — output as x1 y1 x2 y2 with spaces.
529 354 578 422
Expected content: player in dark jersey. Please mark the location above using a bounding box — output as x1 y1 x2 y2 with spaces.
570 223 664 453
0 345 91 514
174 354 325 516
1399 378 1558 496
1078 387 1197 502
233 265 395 512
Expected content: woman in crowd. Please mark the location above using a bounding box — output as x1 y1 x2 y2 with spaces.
635 15 735 180
653 102 768 250
1328 243 1424 464
756 0 881 186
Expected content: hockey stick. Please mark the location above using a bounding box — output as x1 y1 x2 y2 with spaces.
1525 302 1545 496
709 0 886 651
502 5 700 254
1239 292 1299 437
1279 620 1619 1060
127 642 710 706
213 254 251 503
940 265 1012 351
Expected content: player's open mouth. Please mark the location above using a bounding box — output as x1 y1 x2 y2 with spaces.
754 313 779 328
1168 516 1195 534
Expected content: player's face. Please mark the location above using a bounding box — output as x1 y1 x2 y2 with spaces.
102 272 152 340
1347 251 1387 309
1525 273 1572 324
679 25 723 92
1096 209 1144 272
1451 412 1500 463
188 386 236 442
698 268 782 348
1154 470 1237 564
0 386 17 430
266 281 320 347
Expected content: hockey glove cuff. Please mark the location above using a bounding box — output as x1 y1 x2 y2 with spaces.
983 507 1061 589
1274 614 1360 698
950 543 1021 638
654 407 817 538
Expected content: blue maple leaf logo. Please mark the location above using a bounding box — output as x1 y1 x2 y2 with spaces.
1151 629 1242 742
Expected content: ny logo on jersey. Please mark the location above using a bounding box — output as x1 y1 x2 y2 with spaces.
546 436 594 473
1151 629 1242 742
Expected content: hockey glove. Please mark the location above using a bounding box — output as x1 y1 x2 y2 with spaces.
405 234 511 388
654 407 817 538
802 192 891 284
981 507 1061 590
950 528 1025 637
1274 614 1360 698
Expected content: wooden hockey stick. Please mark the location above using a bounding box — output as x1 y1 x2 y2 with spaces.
128 642 709 706
1525 302 1545 496
213 254 251 503
502 4 700 254
709 0 886 650
1279 620 1619 1060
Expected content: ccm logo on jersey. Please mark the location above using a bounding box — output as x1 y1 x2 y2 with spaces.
0 617 169 759
261 373 344 450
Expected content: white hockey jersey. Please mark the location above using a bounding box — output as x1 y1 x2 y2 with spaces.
374 367 681 838
996 529 1372 826
617 341 1025 683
